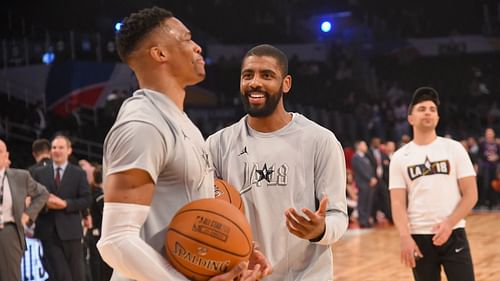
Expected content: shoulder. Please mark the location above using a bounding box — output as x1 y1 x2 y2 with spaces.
392 143 412 161
295 113 338 139
7 168 29 177
207 116 246 144
438 137 464 150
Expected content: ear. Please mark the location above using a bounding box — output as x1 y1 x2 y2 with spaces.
282 74 292 94
407 114 414 126
149 46 169 63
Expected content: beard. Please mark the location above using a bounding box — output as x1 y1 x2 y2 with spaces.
240 86 283 117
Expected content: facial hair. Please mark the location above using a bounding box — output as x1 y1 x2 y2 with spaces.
241 85 283 118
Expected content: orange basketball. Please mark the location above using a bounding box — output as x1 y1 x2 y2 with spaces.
491 179 500 192
165 198 253 281
214 179 245 213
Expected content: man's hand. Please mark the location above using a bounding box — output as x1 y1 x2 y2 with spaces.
83 214 93 229
285 197 328 240
248 242 272 278
432 219 453 246
399 235 423 268
21 213 31 226
47 193 67 209
208 261 262 281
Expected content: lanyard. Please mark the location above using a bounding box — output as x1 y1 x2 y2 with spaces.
0 172 6 205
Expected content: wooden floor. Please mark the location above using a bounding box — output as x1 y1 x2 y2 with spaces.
332 212 500 281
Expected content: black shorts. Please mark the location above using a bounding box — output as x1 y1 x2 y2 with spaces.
412 228 474 281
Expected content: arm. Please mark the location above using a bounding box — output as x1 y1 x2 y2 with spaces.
390 188 422 268
24 171 49 223
65 169 92 212
285 133 348 244
431 176 477 246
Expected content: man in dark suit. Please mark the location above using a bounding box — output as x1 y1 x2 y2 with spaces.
0 139 49 281
352 140 377 228
28 138 52 175
366 137 392 224
33 135 92 281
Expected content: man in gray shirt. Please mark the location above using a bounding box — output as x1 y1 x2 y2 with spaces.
97 7 269 281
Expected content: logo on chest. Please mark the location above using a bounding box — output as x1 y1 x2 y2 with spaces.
407 156 450 180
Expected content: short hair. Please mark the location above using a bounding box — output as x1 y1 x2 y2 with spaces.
242 44 288 76
52 134 72 148
116 7 174 62
93 164 103 185
32 138 50 154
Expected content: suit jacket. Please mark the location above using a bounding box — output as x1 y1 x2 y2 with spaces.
366 148 390 184
33 163 92 241
28 157 52 176
5 168 49 250
352 153 375 189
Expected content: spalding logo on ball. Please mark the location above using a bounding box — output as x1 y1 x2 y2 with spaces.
214 178 245 213
165 198 253 281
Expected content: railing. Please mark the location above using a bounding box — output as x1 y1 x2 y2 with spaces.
0 118 103 161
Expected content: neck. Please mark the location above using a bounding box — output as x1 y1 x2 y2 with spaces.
247 108 292 133
412 129 437 145
136 72 186 111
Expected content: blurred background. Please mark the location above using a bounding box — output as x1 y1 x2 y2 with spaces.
1 0 500 167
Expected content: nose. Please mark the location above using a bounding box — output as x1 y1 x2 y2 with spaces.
248 76 262 89
193 41 202 54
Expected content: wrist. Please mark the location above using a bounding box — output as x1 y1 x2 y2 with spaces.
309 224 326 242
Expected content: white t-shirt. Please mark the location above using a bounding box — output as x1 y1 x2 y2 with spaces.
389 137 476 234
103 89 214 281
207 113 348 281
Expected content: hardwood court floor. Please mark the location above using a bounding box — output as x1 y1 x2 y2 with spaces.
332 213 500 281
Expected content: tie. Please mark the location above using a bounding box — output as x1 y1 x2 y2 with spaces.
55 167 61 187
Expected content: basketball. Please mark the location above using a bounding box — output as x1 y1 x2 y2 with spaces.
165 198 253 281
214 178 245 213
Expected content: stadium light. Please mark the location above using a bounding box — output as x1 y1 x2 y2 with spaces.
320 21 332 33
114 22 122 32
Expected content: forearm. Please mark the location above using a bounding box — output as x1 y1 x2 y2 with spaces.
446 177 478 227
391 194 411 237
97 203 188 281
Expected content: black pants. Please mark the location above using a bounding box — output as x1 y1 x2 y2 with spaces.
41 231 85 281
412 228 474 281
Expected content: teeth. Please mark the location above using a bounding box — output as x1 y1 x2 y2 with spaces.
250 94 264 98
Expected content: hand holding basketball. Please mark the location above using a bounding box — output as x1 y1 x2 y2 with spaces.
284 196 328 241
165 199 253 281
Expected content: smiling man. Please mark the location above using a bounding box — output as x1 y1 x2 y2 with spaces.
207 44 348 281
32 135 92 281
389 87 478 281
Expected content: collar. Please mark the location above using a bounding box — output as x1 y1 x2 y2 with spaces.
53 162 68 171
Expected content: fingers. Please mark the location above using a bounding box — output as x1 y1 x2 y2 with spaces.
239 264 261 281
209 262 248 281
317 196 329 215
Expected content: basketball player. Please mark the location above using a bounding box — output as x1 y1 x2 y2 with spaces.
97 7 269 281
389 87 477 281
207 44 348 281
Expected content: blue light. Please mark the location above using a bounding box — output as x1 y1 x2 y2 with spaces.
320 21 332 33
114 22 122 32
42 51 55 65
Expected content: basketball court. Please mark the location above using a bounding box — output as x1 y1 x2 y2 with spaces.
332 212 500 281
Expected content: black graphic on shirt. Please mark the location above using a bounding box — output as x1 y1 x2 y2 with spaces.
407 156 450 180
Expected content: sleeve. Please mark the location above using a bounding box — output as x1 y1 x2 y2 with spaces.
65 168 92 213
206 131 223 179
105 122 169 184
454 141 476 179
24 170 49 221
388 154 406 190
312 133 348 245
